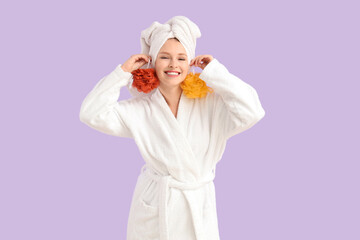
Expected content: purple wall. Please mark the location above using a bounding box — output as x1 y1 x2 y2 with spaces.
1 0 359 239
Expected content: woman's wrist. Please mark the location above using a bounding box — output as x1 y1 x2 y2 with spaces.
121 65 131 73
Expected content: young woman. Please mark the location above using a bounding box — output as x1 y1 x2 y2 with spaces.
79 16 265 240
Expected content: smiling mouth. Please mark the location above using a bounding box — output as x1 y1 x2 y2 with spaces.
165 71 180 76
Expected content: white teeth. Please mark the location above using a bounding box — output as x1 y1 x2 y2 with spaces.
166 72 180 75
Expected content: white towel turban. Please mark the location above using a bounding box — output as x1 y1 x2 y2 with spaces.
140 16 201 68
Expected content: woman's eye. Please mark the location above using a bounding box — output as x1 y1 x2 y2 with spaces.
160 57 186 61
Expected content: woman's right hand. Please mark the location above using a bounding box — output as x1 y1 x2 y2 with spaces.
121 54 152 72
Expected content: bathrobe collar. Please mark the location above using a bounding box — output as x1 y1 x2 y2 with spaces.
151 87 200 181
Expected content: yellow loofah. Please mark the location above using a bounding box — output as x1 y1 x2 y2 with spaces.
180 72 214 98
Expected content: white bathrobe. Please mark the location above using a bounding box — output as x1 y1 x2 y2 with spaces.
79 58 265 240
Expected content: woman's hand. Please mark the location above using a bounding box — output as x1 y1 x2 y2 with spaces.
121 54 152 72
190 55 214 70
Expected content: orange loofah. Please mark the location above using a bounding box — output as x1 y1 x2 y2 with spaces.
131 68 160 93
180 72 214 98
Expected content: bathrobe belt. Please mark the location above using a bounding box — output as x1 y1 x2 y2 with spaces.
141 164 216 240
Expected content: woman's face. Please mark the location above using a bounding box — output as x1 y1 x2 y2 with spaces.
155 39 189 89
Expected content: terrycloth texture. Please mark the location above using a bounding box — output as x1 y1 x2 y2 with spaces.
141 16 201 68
79 59 266 240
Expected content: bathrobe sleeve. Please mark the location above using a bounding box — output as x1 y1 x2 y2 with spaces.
79 64 134 138
199 58 266 140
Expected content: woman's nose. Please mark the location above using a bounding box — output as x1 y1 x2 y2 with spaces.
168 59 177 68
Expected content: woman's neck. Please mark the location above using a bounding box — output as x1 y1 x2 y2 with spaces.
158 85 182 107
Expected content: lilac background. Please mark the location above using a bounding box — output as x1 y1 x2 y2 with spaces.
1 0 359 239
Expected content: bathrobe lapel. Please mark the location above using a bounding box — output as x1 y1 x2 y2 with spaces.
152 88 198 178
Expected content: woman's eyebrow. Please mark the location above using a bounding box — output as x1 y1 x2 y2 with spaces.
158 51 187 56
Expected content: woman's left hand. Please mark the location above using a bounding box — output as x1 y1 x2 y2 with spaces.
190 55 214 70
